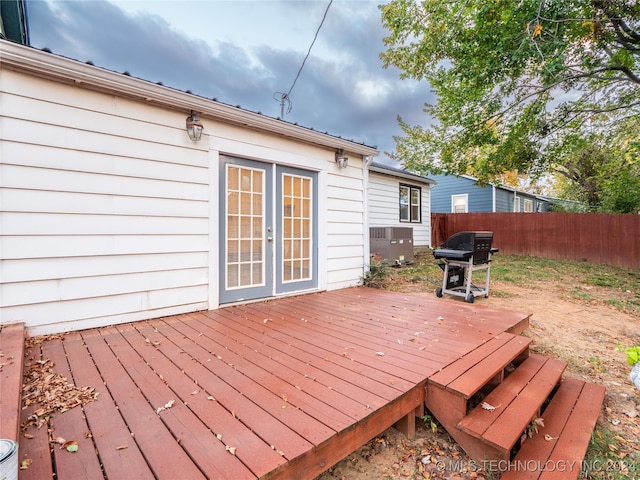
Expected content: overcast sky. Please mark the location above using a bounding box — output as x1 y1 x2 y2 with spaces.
27 0 435 164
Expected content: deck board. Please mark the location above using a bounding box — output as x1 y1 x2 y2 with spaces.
122 322 286 478
0 323 24 442
42 340 104 480
18 287 529 480
82 328 208 480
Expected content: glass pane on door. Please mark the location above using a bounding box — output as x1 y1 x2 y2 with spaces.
282 173 312 282
226 164 265 289
276 166 317 294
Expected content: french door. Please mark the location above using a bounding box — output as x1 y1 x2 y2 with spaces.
219 156 317 303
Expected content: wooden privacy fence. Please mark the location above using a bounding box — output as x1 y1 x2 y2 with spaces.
431 212 640 269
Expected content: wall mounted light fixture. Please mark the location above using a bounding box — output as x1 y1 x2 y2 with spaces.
186 111 204 141
335 149 348 169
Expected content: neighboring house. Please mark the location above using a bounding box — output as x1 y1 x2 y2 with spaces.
0 0 29 45
430 173 552 213
367 162 435 248
0 40 378 335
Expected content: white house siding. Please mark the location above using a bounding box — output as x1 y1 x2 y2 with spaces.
0 70 211 335
0 43 378 335
325 169 366 290
368 171 432 247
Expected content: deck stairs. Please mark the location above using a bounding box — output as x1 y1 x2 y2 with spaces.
425 332 606 480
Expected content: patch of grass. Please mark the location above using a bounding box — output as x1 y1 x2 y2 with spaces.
568 288 594 302
581 423 639 479
607 299 627 310
588 356 607 374
489 255 566 285
486 289 514 298
530 341 585 373
388 251 640 316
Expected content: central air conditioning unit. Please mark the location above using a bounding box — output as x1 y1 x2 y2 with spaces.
369 227 414 265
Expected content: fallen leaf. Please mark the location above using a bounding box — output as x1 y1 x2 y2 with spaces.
20 458 32 470
23 433 34 439
116 445 128 450
52 436 66 445
156 399 176 414
226 445 236 455
375 351 385 356
62 440 78 452
481 401 501 411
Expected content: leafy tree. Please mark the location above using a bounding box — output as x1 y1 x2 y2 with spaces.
379 0 640 191
550 121 640 212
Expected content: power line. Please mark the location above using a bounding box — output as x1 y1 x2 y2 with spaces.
275 0 333 117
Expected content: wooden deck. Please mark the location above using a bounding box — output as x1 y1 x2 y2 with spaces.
17 287 529 480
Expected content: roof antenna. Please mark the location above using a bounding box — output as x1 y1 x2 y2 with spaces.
274 0 332 117
273 91 292 118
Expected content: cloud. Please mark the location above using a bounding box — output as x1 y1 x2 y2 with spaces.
27 0 435 163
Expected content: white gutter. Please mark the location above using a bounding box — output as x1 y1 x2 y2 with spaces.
0 41 378 157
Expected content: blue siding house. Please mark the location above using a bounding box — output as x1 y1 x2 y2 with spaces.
430 174 552 213
0 0 29 45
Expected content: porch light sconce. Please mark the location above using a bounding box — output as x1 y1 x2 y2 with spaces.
335 149 348 169
186 111 204 141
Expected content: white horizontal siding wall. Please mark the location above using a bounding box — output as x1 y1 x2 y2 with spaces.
1 70 210 334
368 172 432 247
324 165 366 290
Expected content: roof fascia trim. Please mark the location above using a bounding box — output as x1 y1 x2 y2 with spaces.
0 41 378 156
369 165 435 184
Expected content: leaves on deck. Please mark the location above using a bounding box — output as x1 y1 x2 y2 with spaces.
0 353 15 371
155 399 175 414
21 359 99 431
480 401 501 411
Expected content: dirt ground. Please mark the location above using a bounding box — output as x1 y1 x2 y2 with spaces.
316 278 640 480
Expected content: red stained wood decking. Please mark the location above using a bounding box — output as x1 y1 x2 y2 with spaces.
18 287 529 480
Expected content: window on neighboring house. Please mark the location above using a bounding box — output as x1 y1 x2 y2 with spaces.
524 199 533 212
399 184 421 222
451 194 468 213
513 195 521 212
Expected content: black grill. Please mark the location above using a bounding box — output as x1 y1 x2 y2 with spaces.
432 231 498 303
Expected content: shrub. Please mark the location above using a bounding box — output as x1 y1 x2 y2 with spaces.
363 254 392 289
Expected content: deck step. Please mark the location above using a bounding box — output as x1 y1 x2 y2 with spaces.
429 332 532 399
457 353 566 456
0 322 25 442
500 377 606 480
